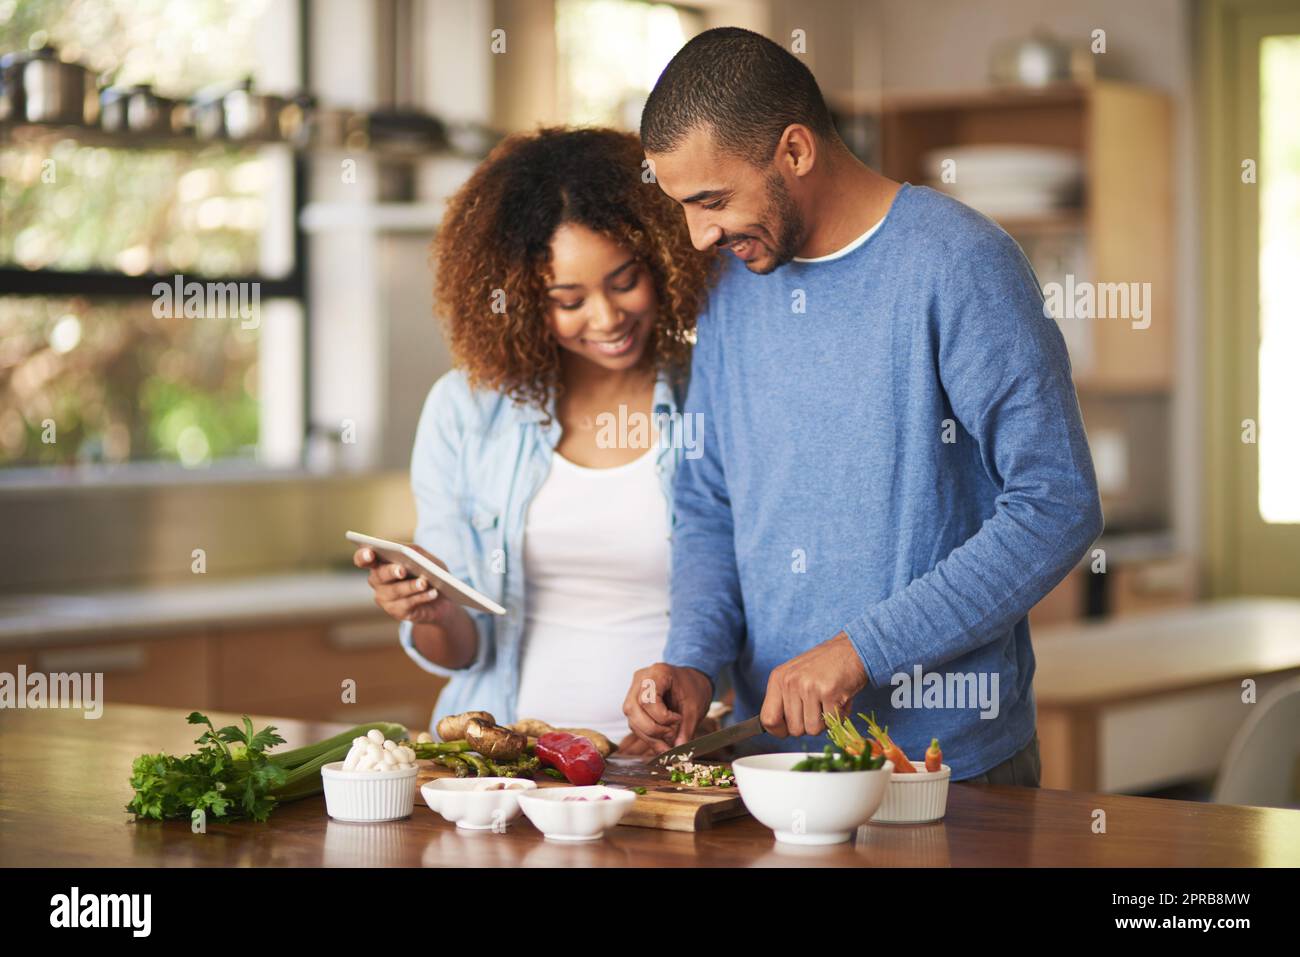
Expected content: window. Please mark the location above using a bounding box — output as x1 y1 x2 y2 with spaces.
0 0 301 472
554 0 701 129
1257 34 1300 523
1203 0 1300 597
0 295 259 467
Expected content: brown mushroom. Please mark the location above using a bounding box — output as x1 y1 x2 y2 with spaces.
465 718 527 762
436 710 495 743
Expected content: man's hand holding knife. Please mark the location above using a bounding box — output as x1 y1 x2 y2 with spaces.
624 632 869 752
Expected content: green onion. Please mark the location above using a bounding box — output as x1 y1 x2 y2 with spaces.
264 721 407 801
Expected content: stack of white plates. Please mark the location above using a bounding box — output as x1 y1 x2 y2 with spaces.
923 144 1082 218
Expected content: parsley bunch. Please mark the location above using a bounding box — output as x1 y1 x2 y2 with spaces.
127 711 289 825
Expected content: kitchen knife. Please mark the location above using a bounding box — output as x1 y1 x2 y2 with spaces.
644 715 764 767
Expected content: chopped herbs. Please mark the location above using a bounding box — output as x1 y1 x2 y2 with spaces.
664 753 736 788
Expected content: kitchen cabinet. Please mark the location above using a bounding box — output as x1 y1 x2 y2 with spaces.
0 633 214 710
1 614 445 727
213 618 444 728
0 571 445 721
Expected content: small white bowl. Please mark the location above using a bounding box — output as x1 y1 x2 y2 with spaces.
516 785 636 841
870 763 951 824
421 777 537 830
731 752 894 845
320 761 418 822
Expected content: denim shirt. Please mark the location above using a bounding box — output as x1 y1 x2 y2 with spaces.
398 367 687 734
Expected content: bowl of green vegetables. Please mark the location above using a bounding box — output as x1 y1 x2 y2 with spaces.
730 712 895 845
732 754 893 845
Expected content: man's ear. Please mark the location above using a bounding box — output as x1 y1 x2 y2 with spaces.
776 124 819 178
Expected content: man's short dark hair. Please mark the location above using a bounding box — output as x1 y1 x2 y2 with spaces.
641 26 838 166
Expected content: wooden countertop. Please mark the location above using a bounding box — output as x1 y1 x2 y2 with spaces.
3 704 1297 867
1033 598 1300 706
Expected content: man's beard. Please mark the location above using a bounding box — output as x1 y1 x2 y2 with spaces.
748 170 805 274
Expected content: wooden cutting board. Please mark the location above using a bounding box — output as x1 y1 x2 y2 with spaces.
416 759 748 832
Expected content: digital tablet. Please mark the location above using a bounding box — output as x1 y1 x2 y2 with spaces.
346 530 507 616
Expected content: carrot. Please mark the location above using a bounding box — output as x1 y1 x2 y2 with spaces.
925 737 942 772
822 711 867 757
882 740 916 773
862 712 916 773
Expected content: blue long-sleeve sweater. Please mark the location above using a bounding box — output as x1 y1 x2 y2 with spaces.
664 183 1104 779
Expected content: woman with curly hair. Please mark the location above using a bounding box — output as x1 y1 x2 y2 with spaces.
352 127 715 753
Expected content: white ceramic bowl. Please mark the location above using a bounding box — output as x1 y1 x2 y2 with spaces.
420 777 537 830
320 761 418 822
516 785 636 841
870 763 951 823
731 753 894 845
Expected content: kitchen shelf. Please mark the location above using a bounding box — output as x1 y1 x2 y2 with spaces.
878 79 1174 393
878 82 1090 113
877 80 1179 595
0 119 490 161
0 266 302 299
0 119 274 153
0 120 306 300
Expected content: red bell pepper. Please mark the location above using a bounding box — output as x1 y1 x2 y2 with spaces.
535 731 605 786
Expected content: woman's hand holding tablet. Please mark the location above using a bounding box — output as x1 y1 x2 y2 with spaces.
347 530 507 622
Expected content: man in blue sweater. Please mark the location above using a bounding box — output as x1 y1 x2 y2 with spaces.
622 28 1103 782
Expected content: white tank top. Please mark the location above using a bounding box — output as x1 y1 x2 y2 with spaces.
516 446 670 742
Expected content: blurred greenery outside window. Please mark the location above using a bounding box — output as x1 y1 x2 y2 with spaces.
554 0 700 129
0 0 294 471
1 296 260 468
